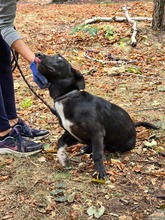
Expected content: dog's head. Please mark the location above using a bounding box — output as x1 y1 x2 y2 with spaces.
36 53 85 99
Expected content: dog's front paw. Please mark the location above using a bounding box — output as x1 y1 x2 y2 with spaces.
57 148 68 166
91 171 106 184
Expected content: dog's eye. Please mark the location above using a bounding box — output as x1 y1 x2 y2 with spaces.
58 57 62 60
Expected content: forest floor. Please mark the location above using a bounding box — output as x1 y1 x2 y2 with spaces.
0 1 165 220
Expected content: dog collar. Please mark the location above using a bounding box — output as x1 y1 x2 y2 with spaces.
54 89 80 102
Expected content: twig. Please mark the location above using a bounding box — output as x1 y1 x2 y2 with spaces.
158 152 165 157
142 171 165 177
156 195 165 200
136 106 165 112
122 72 165 80
83 50 137 65
123 5 137 47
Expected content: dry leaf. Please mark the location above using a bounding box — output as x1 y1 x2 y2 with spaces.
0 176 9 182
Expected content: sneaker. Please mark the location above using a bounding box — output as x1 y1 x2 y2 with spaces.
13 118 49 140
0 128 43 157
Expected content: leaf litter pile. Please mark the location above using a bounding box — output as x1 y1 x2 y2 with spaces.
0 1 165 220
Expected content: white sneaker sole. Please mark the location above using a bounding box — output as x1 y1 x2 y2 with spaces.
0 148 42 157
23 133 49 140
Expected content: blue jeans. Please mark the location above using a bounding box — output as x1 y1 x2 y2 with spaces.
0 35 17 132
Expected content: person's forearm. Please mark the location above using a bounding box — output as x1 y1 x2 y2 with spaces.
11 39 35 64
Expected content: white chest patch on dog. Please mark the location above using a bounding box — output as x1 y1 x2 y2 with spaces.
55 102 74 133
55 101 82 142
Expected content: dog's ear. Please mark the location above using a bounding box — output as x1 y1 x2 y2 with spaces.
71 67 85 90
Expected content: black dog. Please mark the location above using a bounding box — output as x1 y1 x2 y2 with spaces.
36 53 158 182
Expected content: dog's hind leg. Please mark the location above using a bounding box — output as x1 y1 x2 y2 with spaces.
106 138 136 153
57 131 78 166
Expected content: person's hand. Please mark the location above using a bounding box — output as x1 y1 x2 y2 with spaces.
30 61 50 89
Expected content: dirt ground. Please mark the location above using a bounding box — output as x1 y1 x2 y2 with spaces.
0 1 165 220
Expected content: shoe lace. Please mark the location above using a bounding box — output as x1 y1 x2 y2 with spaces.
22 122 33 137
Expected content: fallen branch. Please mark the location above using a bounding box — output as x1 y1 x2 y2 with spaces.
123 5 137 47
82 16 152 25
78 6 152 49
83 50 137 65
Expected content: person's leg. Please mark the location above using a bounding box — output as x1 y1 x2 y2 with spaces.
0 36 43 155
0 35 18 131
0 86 11 134
0 35 49 139
0 35 16 134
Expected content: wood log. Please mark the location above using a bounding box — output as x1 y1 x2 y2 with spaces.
82 16 152 25
123 5 138 47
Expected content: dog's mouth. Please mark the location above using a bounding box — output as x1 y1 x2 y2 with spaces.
37 61 52 74
35 54 55 75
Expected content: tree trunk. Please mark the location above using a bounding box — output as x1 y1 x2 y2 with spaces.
152 0 165 31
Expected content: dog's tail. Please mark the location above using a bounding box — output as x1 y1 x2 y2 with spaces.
135 122 159 130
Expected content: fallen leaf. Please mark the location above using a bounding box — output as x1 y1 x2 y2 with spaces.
87 206 97 217
0 158 14 166
67 192 76 203
1 215 13 220
54 196 68 202
144 140 157 148
133 165 143 173
119 215 133 220
87 205 105 218
0 176 9 182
